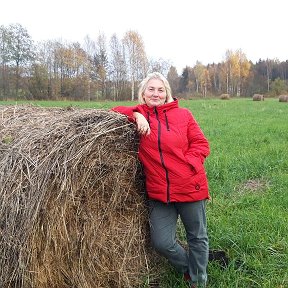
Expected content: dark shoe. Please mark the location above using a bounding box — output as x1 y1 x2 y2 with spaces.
183 272 191 282
209 249 229 268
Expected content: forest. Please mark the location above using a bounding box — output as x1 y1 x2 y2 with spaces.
1 23 288 101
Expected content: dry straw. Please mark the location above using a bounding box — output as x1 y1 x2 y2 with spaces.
252 94 264 101
219 94 230 100
278 95 288 102
0 105 154 288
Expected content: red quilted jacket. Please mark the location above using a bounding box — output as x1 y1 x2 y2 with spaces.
112 99 210 203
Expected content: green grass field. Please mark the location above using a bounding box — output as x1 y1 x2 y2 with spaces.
1 98 287 287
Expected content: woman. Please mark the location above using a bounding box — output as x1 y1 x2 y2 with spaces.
112 72 210 288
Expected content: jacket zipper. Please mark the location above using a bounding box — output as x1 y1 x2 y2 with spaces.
154 107 170 203
164 110 170 131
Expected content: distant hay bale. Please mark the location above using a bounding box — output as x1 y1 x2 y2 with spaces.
278 94 288 102
219 94 230 100
0 105 154 288
252 94 264 101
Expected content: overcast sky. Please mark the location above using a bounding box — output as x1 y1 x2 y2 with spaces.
2 0 287 73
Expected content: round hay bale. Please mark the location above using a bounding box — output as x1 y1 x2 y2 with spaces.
278 94 288 102
219 94 230 100
252 94 264 101
0 105 152 288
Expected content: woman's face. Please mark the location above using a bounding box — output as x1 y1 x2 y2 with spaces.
142 79 167 107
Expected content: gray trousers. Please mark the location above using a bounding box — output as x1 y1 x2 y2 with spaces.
148 200 208 285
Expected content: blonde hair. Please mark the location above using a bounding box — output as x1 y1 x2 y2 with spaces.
138 72 173 104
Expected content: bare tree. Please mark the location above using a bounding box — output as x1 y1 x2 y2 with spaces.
123 30 148 101
94 33 109 99
265 58 273 92
109 34 127 101
207 63 220 95
83 35 97 100
38 40 63 99
28 41 50 99
149 58 171 76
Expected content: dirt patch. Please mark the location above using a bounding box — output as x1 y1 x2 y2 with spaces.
238 178 270 194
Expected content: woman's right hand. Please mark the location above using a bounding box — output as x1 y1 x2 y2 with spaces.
133 112 150 135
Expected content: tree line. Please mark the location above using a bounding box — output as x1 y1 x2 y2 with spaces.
1 23 288 101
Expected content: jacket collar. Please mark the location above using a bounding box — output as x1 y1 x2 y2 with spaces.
142 98 178 113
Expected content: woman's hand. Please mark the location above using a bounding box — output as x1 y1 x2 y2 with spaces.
133 112 150 135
